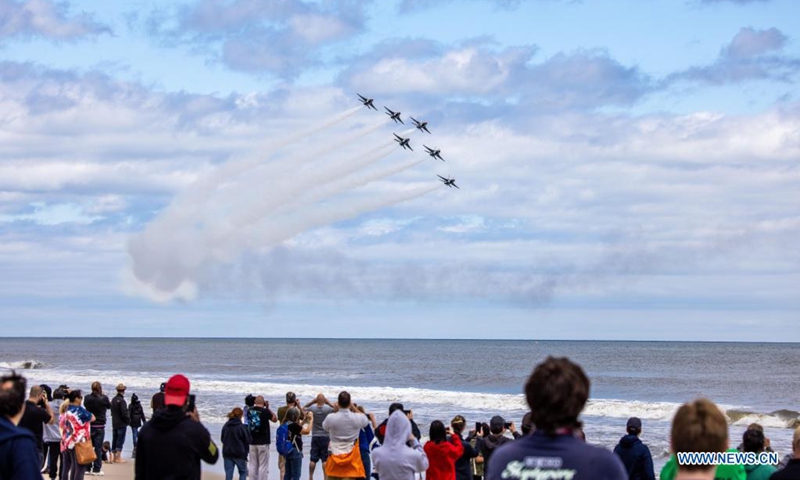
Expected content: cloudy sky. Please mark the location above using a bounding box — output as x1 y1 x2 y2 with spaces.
1 0 798 340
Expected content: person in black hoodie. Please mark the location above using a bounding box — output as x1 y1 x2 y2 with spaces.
613 417 655 480
451 415 483 480
222 407 252 480
375 403 421 444
128 393 146 459
135 374 219 479
111 383 131 463
480 415 520 477
84 381 111 474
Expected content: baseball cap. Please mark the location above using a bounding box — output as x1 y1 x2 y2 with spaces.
490 415 505 434
627 417 642 432
164 374 190 406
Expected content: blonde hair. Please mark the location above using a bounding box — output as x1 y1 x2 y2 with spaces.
793 426 800 452
60 399 70 414
671 398 728 472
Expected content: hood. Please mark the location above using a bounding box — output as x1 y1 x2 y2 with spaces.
383 410 412 450
225 418 243 428
131 394 139 404
744 463 763 473
0 416 34 444
482 433 504 451
149 406 190 431
618 434 641 448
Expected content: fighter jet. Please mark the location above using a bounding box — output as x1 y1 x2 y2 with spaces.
394 133 413 151
385 107 403 124
410 117 430 134
438 175 459 189
424 145 443 161
358 93 377 110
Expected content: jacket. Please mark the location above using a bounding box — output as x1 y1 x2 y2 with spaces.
480 433 515 477
454 433 481 480
221 418 252 459
743 463 775 480
424 434 464 480
129 395 146 428
111 393 130 428
613 434 655 480
135 406 219 480
372 411 429 480
0 416 42 479
84 393 111 428
376 416 421 445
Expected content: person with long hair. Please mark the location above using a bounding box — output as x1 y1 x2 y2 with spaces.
424 420 463 480
60 389 95 480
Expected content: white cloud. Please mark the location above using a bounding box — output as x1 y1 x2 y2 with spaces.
0 0 109 40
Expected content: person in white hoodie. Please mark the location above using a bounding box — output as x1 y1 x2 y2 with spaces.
372 410 429 480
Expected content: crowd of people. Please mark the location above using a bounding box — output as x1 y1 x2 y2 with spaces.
1 357 799 480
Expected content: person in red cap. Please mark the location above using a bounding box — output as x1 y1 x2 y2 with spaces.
135 374 218 479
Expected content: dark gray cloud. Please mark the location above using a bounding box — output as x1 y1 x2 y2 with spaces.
0 0 110 40
668 27 799 85
145 0 369 78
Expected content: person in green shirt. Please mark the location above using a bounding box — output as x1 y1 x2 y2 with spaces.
659 449 746 480
740 428 775 480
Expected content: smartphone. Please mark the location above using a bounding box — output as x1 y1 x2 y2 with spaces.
504 422 512 429
475 422 482 432
187 394 196 413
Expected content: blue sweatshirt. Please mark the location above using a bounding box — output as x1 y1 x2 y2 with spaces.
0 416 43 480
487 431 627 480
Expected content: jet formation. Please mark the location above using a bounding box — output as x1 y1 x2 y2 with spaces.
357 93 460 190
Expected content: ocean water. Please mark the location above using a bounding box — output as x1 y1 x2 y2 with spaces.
1 338 798 472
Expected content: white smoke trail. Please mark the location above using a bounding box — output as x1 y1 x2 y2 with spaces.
125 107 439 302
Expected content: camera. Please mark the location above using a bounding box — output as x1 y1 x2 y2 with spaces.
504 422 512 429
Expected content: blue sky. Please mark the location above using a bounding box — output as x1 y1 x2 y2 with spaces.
1 0 798 340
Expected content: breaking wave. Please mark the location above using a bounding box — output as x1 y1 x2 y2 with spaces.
0 360 48 370
15 368 800 429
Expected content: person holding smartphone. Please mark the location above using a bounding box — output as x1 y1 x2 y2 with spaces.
135 374 219 479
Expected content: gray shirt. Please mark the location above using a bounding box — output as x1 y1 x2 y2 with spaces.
309 404 334 437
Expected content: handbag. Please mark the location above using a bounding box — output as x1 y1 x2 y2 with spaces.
75 438 97 465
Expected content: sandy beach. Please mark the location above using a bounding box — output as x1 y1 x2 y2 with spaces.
43 461 224 480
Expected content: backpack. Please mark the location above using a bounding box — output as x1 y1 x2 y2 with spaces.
247 408 262 433
275 423 295 456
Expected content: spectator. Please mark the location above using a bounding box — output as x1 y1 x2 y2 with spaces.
84 381 111 475
248 395 277 480
669 398 736 480
0 371 42 479
486 356 626 480
372 410 428 480
356 404 377 480
737 424 775 454
150 382 166 414
278 392 303 480
771 426 800 480
613 417 655 480
221 407 252 480
741 428 775 480
282 407 312 480
17 383 54 463
520 413 534 436
323 391 370 480
450 415 482 480
42 384 66 480
60 389 95 480
424 420 463 480
129 393 146 459
110 383 131 463
376 403 421 445
479 416 519 474
135 374 219 479
304 393 336 480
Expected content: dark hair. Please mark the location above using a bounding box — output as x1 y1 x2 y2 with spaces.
40 384 53 402
521 412 534 436
389 402 404 414
627 426 641 435
429 420 447 443
131 393 140 404
245 394 256 408
67 389 83 403
525 357 589 435
742 428 766 453
0 371 27 418
338 391 351 409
